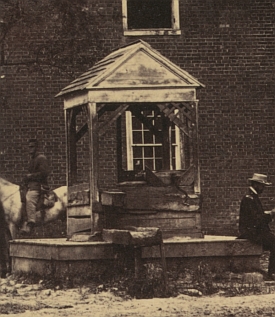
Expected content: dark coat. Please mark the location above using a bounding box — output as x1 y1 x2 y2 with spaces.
238 188 272 244
26 153 50 190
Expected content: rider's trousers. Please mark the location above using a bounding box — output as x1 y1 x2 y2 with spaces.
26 189 40 224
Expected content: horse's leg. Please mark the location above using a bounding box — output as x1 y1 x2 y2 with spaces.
4 228 12 275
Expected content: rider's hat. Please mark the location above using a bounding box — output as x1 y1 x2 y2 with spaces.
248 173 272 186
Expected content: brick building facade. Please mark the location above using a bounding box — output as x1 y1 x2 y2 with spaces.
0 0 275 235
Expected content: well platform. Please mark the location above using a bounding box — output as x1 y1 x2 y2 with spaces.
10 236 262 277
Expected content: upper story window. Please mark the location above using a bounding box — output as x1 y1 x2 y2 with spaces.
122 0 181 36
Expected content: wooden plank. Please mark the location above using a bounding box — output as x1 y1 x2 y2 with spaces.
120 185 201 211
88 102 100 233
192 101 200 194
101 191 126 206
102 229 132 245
98 104 129 137
67 205 91 217
157 103 191 138
66 108 77 185
67 217 91 235
119 217 197 230
87 88 196 104
119 211 200 219
145 166 165 187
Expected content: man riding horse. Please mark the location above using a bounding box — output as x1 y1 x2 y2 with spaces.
20 139 50 235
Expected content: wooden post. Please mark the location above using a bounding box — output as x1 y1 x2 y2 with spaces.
192 101 200 194
87 102 100 233
66 108 77 185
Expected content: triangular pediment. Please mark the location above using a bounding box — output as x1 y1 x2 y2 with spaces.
57 40 204 97
95 50 191 88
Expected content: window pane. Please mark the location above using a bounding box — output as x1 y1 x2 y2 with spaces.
155 146 162 158
133 131 142 144
132 116 142 130
133 146 142 158
155 159 162 171
127 0 172 30
144 159 154 170
172 158 176 170
144 147 153 158
171 129 176 143
144 131 153 144
155 133 162 144
154 117 162 130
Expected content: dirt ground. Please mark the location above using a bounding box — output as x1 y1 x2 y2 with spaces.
1 251 275 317
1 277 275 317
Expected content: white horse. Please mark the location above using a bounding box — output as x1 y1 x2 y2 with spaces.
0 177 67 239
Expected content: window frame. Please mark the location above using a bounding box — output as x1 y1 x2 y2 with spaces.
122 0 181 36
125 110 182 171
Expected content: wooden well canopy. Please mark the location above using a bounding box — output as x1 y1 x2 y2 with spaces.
57 40 205 235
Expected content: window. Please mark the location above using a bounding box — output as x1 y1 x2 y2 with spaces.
126 110 181 171
122 0 181 36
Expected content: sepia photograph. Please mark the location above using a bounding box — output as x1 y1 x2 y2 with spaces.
0 0 275 316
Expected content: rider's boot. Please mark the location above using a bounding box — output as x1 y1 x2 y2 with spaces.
20 221 35 235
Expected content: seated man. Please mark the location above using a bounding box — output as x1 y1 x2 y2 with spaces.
238 173 275 280
21 139 50 234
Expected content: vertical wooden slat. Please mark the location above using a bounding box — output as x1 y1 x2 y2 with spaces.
192 101 200 194
161 114 170 170
66 108 77 185
87 102 100 233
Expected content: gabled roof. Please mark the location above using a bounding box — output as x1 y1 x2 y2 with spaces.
56 40 204 97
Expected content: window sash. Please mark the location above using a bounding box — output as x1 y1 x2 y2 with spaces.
126 111 181 171
122 0 181 36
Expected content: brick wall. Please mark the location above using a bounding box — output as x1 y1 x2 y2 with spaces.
0 0 274 235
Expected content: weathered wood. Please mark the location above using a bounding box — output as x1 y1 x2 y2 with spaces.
88 102 100 233
192 101 200 194
87 88 196 104
119 217 197 230
173 165 195 186
67 205 91 217
157 103 191 138
102 229 132 245
67 217 91 235
102 227 162 247
68 189 90 206
145 166 165 187
101 191 126 206
118 185 201 211
98 104 129 137
66 108 77 185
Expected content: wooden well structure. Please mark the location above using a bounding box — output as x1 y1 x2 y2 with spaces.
56 40 205 238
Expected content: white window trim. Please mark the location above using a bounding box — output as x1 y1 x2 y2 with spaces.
126 111 182 171
122 0 181 36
